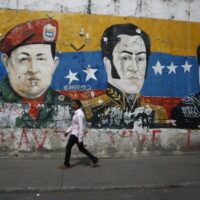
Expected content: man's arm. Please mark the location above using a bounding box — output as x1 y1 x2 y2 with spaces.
77 114 84 142
65 125 72 136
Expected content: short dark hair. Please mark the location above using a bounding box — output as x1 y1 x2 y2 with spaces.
72 99 82 108
100 23 151 79
6 43 56 58
197 44 200 65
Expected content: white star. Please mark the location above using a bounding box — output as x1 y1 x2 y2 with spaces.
64 70 79 84
181 61 192 73
83 65 98 81
152 61 165 75
167 62 178 74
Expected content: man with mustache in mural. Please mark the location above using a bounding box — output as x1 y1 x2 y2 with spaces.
171 45 200 129
82 23 166 129
0 18 71 128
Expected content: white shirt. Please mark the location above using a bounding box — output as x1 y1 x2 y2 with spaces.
67 108 86 142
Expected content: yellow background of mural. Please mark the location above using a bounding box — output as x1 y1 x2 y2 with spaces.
0 9 200 56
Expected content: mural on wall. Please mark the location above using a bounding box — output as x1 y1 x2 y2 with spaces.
171 45 200 129
82 23 155 129
0 10 200 132
0 18 71 128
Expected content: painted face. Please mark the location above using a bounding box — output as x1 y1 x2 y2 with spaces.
4 44 59 99
109 35 147 94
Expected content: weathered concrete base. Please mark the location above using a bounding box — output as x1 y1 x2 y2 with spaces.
0 128 200 158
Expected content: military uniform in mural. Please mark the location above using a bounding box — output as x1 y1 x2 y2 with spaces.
0 18 72 128
82 83 157 129
0 78 71 128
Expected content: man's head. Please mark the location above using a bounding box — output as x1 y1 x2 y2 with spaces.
101 23 150 94
71 99 82 111
0 18 59 99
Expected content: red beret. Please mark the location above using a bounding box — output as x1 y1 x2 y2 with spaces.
0 18 58 53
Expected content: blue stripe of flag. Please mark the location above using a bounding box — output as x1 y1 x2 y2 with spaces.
0 51 199 97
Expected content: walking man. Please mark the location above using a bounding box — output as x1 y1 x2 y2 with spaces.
59 100 98 169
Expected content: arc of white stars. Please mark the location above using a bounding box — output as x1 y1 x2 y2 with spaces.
167 62 178 74
83 65 98 81
181 61 192 73
152 61 165 75
64 69 79 84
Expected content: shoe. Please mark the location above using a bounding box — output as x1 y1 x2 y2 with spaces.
91 158 99 167
58 164 71 170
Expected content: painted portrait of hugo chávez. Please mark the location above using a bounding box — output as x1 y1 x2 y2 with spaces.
0 18 71 128
81 23 161 129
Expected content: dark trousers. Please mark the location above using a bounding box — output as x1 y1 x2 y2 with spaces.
64 134 97 166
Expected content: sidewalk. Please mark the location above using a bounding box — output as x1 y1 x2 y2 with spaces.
0 155 200 192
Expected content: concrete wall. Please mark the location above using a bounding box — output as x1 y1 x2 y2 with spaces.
0 0 200 22
0 0 200 156
1 128 200 157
